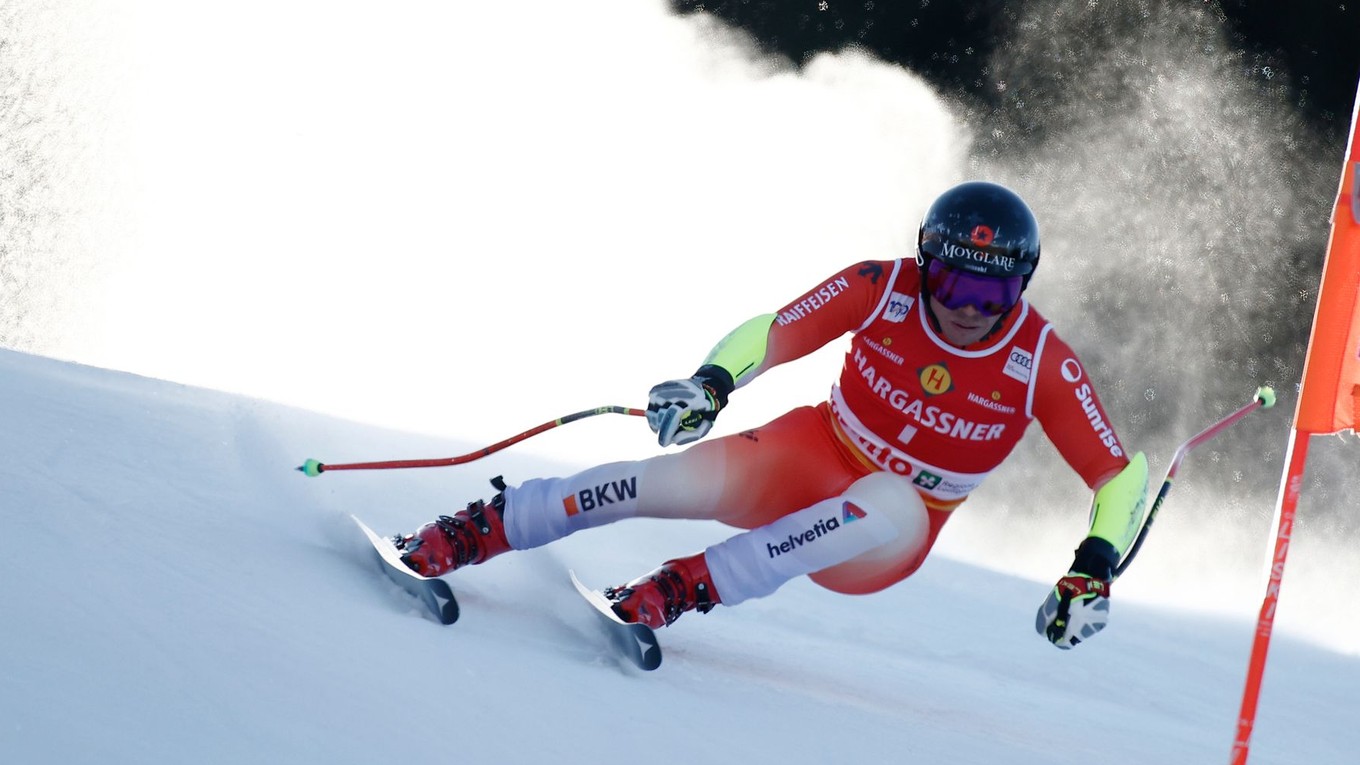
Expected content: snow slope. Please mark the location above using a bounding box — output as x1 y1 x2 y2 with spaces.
1 347 1355 765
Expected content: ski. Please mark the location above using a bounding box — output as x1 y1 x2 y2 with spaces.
352 515 460 625
350 518 658 667
570 570 662 671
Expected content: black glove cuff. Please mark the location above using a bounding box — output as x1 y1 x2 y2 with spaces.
1070 537 1120 581
693 364 735 410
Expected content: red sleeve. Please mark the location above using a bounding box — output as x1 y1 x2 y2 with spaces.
1032 331 1130 489
762 260 895 370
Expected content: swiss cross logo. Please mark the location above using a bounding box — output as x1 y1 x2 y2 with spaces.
913 470 942 490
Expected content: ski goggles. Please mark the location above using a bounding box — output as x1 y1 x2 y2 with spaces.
924 259 1024 316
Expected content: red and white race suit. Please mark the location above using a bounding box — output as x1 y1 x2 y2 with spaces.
501 259 1130 598
767 259 1128 505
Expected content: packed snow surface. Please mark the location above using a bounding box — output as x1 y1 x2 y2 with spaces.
1 348 1354 764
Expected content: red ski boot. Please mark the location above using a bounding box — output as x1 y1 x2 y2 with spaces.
394 477 512 577
604 552 720 629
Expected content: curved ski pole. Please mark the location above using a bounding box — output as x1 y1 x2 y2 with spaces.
298 405 646 477
1113 387 1275 580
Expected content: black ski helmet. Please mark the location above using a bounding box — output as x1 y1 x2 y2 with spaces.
916 181 1041 287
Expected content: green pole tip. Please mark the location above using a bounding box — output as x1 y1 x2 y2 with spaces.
1255 386 1276 409
300 458 325 477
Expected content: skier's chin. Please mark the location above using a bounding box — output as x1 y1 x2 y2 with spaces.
941 321 989 347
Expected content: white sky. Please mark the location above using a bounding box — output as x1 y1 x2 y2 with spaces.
46 0 966 470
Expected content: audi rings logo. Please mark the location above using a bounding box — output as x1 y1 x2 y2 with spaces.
1060 358 1083 383
1003 347 1034 384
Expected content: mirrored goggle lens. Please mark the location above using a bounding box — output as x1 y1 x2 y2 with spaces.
925 260 1023 316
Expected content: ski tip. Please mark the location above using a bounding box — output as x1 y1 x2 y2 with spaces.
299 458 325 477
569 571 627 626
568 568 588 591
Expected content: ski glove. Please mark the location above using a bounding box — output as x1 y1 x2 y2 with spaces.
646 365 734 447
1037 537 1119 650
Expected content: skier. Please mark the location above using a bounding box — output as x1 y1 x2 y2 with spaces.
393 181 1147 649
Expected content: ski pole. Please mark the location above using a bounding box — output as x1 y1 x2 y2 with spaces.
297 405 646 477
1112 386 1276 580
